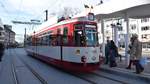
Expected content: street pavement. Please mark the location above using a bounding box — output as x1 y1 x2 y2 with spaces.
0 48 150 84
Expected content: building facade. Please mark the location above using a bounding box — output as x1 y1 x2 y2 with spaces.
4 24 16 48
0 19 5 43
98 18 150 50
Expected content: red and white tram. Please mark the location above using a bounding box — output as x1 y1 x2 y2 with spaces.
25 13 102 72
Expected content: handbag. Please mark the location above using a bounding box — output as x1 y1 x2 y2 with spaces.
140 57 147 67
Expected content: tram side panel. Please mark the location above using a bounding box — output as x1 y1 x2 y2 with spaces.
62 47 100 63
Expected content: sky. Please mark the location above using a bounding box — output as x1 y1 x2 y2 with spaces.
0 0 110 42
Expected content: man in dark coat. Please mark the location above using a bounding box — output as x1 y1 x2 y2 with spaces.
109 40 118 67
0 43 4 61
105 39 110 64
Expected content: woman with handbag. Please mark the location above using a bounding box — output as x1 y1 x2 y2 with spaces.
130 34 144 74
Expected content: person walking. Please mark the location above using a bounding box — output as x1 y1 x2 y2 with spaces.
105 39 110 64
109 40 118 67
126 37 135 69
130 34 144 74
0 43 4 62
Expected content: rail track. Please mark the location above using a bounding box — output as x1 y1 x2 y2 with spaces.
10 49 48 84
11 48 149 84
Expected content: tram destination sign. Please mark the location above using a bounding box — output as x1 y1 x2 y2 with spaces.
85 24 96 28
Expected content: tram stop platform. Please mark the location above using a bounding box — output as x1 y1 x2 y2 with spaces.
100 55 150 82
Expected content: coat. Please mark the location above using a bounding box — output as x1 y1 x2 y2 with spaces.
128 44 134 60
105 43 110 56
0 43 4 57
109 45 118 61
130 39 142 60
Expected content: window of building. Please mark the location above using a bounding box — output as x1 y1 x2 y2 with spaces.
118 26 123 31
130 24 136 30
141 18 149 23
141 34 148 39
141 26 150 31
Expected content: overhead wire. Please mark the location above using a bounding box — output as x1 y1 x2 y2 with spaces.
26 0 60 32
0 1 14 20
32 0 60 22
15 0 23 21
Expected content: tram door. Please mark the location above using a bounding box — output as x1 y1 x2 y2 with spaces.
60 27 68 61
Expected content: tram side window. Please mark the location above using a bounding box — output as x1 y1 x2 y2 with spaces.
35 37 40 46
49 35 52 45
63 27 68 45
39 35 51 46
26 37 32 46
41 36 49 45
50 35 57 46
56 29 62 46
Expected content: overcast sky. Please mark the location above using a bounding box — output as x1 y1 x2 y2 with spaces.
0 0 110 42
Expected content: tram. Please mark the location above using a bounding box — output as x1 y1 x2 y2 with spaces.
25 13 102 72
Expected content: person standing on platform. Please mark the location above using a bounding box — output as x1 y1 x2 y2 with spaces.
109 40 118 67
105 39 110 64
130 34 144 74
126 37 134 69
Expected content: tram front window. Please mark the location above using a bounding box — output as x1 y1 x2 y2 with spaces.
85 29 98 46
74 30 86 46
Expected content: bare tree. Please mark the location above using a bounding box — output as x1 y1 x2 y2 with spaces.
59 7 81 18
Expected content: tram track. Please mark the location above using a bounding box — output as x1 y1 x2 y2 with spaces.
12 49 48 84
19 56 48 84
91 72 128 84
13 48 98 84
64 71 97 84
9 49 19 84
67 71 129 84
14 49 97 84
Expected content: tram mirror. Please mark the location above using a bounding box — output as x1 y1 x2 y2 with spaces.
78 31 82 34
88 13 95 21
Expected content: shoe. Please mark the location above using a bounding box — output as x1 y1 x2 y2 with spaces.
140 68 144 72
126 67 131 69
133 71 141 74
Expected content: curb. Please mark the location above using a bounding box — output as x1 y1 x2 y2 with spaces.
100 65 150 82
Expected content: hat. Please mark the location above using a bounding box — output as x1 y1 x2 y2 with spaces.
132 34 138 38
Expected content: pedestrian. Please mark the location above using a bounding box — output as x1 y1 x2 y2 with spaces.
130 34 144 74
109 40 118 67
105 39 110 64
0 43 5 62
126 37 135 69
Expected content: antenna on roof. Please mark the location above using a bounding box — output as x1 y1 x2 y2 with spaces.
44 10 48 21
97 0 103 5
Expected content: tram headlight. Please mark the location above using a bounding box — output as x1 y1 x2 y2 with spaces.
92 56 96 61
81 56 87 63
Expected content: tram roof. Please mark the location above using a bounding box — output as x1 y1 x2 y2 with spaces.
32 16 96 35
